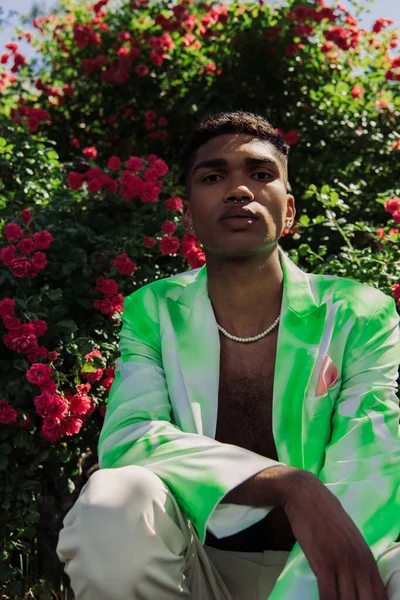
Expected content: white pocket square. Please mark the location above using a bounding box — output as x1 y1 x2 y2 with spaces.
316 354 339 397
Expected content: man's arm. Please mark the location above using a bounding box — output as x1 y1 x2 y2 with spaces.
98 287 289 544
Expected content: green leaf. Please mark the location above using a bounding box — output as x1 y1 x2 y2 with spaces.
55 319 78 333
298 215 310 226
47 288 63 301
0 443 12 455
0 455 9 470
330 191 339 207
0 137 6 147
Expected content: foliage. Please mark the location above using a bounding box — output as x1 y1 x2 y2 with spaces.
0 0 399 596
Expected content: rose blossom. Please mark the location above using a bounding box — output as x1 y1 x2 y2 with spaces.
26 363 54 386
34 392 68 420
41 417 64 442
96 277 118 296
68 172 84 190
32 252 47 270
125 156 143 172
69 393 92 416
159 236 180 255
108 156 121 170
0 297 15 318
21 208 32 223
83 146 98 160
4 223 23 242
0 399 18 424
2 316 20 330
33 230 53 249
63 416 83 436
18 237 36 255
88 179 102 192
143 236 156 248
9 257 32 278
0 245 16 265
162 220 176 234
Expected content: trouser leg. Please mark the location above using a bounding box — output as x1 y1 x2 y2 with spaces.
56 465 231 600
377 542 400 600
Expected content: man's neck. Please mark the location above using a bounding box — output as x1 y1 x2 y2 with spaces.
206 247 284 338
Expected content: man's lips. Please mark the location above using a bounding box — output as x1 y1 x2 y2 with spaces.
220 205 259 220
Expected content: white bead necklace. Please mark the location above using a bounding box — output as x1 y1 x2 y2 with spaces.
216 315 280 343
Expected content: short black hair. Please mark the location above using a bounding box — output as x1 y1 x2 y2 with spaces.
180 110 289 196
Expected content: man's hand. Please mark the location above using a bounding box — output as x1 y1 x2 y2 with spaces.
282 471 387 600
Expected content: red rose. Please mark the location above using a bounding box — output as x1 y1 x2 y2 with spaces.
0 298 15 318
285 130 300 145
21 209 32 223
143 236 156 248
164 196 182 211
96 278 118 297
0 399 18 424
41 417 64 442
82 368 104 383
101 377 114 392
29 319 47 337
77 383 91 393
26 363 54 386
17 237 36 255
48 351 59 361
4 223 23 242
32 252 47 270
62 416 83 436
108 156 121 170
0 245 16 265
2 316 21 330
162 220 176 234
94 297 113 315
159 236 180 255
9 257 32 278
140 181 160 204
85 349 102 362
33 230 53 249
135 64 154 77
82 146 98 160
68 171 84 190
3 330 38 354
125 156 143 172
34 392 68 420
69 393 92 416
87 179 102 192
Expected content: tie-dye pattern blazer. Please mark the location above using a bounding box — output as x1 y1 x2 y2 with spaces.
98 244 400 599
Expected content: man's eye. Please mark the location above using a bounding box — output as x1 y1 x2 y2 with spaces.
202 174 221 182
201 172 272 182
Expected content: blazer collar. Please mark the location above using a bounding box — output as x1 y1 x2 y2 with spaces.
175 244 319 318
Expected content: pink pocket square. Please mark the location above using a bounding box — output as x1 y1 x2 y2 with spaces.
316 354 339 397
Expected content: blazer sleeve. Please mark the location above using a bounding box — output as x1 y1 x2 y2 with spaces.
268 293 400 600
97 287 286 543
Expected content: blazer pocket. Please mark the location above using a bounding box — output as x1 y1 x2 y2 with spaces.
311 377 342 417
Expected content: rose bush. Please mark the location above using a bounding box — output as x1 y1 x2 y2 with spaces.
0 0 399 596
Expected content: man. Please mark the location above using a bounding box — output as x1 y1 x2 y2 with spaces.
56 111 400 600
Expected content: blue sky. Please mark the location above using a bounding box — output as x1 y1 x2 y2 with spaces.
1 0 399 64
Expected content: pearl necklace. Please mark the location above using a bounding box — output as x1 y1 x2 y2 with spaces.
215 198 281 343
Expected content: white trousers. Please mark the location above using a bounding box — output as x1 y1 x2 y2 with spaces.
56 465 400 600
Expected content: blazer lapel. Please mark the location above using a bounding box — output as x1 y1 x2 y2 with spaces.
167 244 328 470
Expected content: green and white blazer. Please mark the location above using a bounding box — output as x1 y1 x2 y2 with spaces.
98 244 400 599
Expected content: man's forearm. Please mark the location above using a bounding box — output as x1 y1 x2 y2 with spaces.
221 464 315 507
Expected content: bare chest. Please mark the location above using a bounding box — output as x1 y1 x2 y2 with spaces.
215 330 279 460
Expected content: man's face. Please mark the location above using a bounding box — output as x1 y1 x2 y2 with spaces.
182 133 296 259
